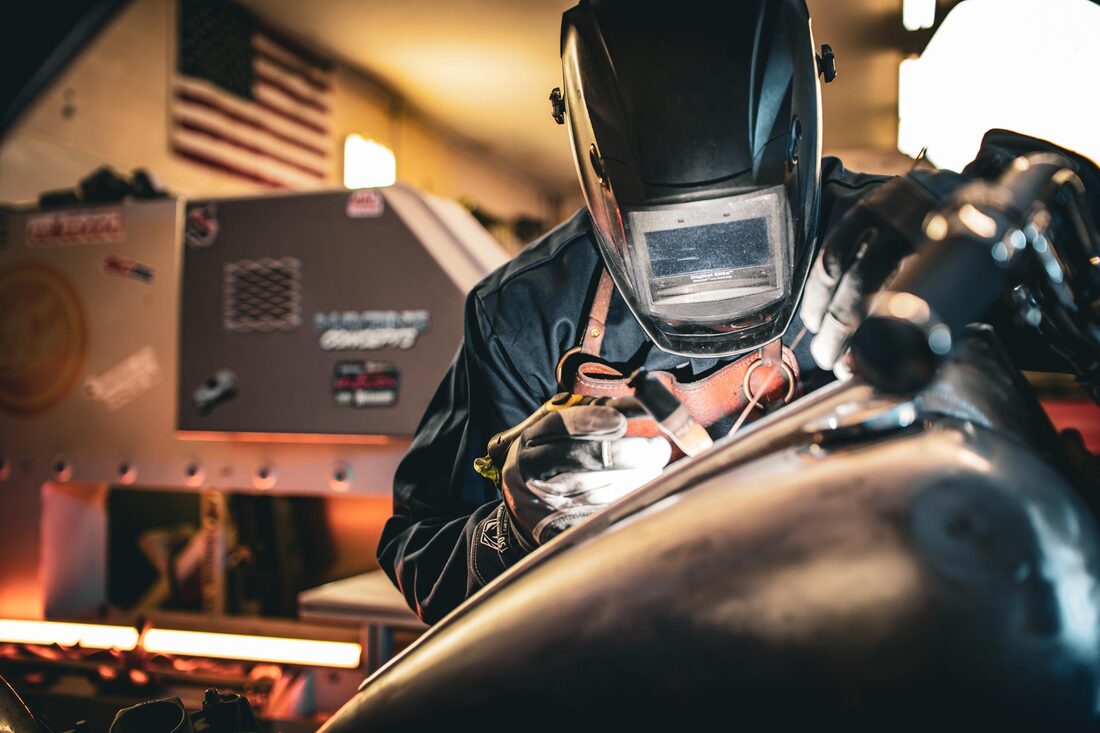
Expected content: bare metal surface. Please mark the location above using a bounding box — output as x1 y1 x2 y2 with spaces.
0 675 40 733
322 333 1100 731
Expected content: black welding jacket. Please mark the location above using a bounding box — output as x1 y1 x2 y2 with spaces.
380 134 1098 624
377 156 900 623
373 131 1100 623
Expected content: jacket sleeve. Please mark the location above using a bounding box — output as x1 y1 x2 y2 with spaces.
376 289 546 624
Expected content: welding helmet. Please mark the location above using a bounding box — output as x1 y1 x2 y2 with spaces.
558 0 825 357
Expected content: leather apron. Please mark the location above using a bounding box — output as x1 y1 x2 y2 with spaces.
555 269 800 437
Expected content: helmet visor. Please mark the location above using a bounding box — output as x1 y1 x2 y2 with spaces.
592 185 794 357
626 186 791 314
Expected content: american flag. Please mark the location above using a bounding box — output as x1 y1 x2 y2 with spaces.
172 0 333 189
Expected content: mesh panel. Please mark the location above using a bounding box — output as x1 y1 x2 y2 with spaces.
222 257 302 333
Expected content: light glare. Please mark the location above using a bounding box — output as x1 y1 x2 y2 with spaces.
0 619 139 650
143 628 361 669
903 0 936 30
897 0 1100 170
344 134 397 189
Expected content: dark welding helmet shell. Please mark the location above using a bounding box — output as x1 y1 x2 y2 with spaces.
561 0 823 357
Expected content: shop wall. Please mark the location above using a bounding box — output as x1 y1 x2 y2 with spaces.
0 0 556 225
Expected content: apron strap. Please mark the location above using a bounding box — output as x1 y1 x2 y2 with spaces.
555 266 617 391
759 338 782 367
580 267 615 356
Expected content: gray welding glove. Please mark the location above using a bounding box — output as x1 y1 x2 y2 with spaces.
800 174 943 371
501 405 671 548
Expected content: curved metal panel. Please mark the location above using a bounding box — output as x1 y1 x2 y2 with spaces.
323 333 1100 731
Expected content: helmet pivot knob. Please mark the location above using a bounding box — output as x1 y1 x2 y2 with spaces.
549 87 566 124
817 44 837 83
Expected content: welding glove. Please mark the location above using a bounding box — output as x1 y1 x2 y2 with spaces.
500 404 671 549
800 174 945 371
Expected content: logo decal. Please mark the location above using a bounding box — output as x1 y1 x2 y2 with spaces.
332 361 399 408
315 310 429 351
478 510 509 553
346 189 384 218
0 261 88 415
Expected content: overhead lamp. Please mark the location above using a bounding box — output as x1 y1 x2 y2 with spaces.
902 0 936 30
344 134 397 189
897 0 1100 171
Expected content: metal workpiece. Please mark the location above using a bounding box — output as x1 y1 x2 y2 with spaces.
801 397 918 445
323 332 1100 731
0 674 42 733
851 152 1100 397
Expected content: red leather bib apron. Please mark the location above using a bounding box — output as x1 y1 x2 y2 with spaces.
555 269 800 436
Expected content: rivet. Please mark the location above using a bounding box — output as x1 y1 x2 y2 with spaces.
52 458 73 482
590 328 601 338
330 462 353 492
117 462 137 484
253 464 276 489
184 462 205 487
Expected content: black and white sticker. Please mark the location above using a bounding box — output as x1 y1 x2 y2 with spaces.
185 203 219 248
315 310 429 351
332 361 399 407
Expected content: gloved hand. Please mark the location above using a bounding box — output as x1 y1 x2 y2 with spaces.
501 404 671 548
800 174 944 371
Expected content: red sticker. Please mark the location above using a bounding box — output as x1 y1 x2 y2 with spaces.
26 208 125 248
333 361 399 407
346 189 385 218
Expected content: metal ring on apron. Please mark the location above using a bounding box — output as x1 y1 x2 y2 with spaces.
742 359 796 404
555 346 584 388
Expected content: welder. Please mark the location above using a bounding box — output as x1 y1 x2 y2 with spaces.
377 0 1094 623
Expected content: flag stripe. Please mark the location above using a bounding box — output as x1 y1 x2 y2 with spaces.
174 99 326 171
173 144 288 189
173 8 334 190
254 81 330 134
253 34 331 89
176 77 329 155
254 57 330 113
174 115 327 179
173 127 321 189
255 47 331 94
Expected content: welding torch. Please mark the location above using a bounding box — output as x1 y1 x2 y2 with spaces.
473 370 712 486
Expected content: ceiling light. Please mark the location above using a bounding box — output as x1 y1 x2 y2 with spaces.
344 135 396 189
